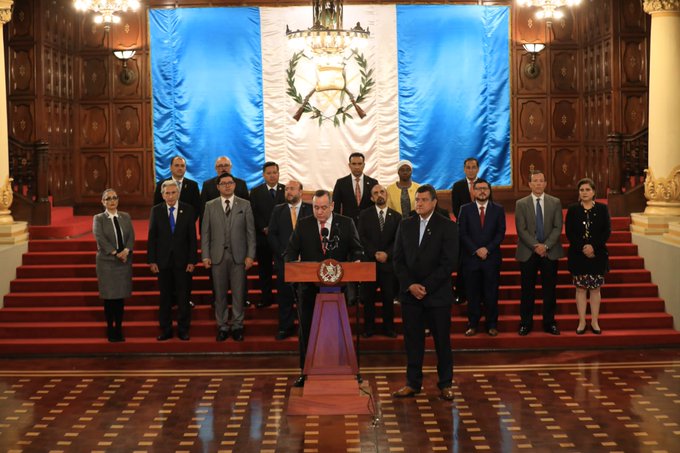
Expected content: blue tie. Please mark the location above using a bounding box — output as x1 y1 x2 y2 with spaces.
169 206 176 233
535 198 544 243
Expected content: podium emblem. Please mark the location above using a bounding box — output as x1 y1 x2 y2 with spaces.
317 259 344 285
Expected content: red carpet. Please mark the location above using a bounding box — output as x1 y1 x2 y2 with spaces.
2 211 680 355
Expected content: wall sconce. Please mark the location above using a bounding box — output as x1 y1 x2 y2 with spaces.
113 49 137 85
522 43 545 79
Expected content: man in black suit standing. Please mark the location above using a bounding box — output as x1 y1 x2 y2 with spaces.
357 184 400 338
249 162 286 308
332 152 378 224
285 189 364 387
268 180 313 340
147 181 198 341
450 157 480 221
200 156 250 212
392 185 458 401
457 179 506 337
153 156 202 221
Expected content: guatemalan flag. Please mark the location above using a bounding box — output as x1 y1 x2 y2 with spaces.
149 5 510 190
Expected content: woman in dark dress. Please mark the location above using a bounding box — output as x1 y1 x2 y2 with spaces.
93 189 135 342
565 178 611 335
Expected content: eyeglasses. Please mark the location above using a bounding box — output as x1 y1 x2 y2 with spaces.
218 181 235 186
216 164 231 168
104 196 119 201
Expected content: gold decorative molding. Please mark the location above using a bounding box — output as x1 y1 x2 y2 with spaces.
0 0 13 24
643 0 680 13
0 176 14 225
643 165 680 216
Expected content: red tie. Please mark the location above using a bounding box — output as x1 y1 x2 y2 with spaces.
479 206 485 228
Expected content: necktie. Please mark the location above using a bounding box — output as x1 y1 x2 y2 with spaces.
168 206 176 233
320 222 327 254
270 188 276 199
479 206 485 228
355 178 361 205
225 199 231 217
113 216 124 252
419 218 427 245
535 198 544 242
378 209 385 232
469 180 474 201
290 206 297 229
176 180 182 193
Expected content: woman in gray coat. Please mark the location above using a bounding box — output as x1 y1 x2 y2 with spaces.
93 189 135 342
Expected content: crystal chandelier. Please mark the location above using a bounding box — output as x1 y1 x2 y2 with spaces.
286 0 369 56
516 0 582 21
74 1 141 30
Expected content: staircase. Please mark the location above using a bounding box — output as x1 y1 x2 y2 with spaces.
1 216 680 355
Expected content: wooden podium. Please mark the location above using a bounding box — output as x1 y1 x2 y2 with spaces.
285 261 375 416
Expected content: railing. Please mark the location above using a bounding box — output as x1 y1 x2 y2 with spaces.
606 129 648 216
8 137 51 225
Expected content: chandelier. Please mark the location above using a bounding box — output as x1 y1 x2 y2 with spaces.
516 0 582 21
286 0 370 56
74 0 141 30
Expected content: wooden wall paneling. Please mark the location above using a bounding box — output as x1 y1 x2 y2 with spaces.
516 98 548 143
622 94 647 135
551 98 578 141
10 102 34 143
81 55 109 99
114 152 144 196
621 39 646 87
550 11 576 43
114 104 143 147
602 38 612 89
113 56 142 98
517 147 547 189
551 50 577 93
81 152 110 196
44 46 54 97
80 15 107 50
9 0 33 39
621 0 646 32
514 6 546 44
9 46 34 95
552 147 578 189
111 12 143 49
80 105 110 147
516 47 547 93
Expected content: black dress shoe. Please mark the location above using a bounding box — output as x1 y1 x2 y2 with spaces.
293 375 306 387
576 325 587 335
544 324 560 335
216 330 229 342
590 325 602 335
178 332 190 341
518 325 531 336
157 332 172 341
231 329 244 341
275 329 293 340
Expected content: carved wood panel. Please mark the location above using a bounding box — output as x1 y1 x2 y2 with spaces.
602 39 612 89
114 104 142 147
111 13 143 49
81 56 108 99
553 147 578 189
551 50 577 93
10 102 34 143
80 105 109 147
550 11 576 43
82 153 109 196
517 50 547 93
514 7 546 44
114 153 144 195
44 46 54 97
113 56 142 98
9 47 33 94
80 17 107 49
621 0 646 32
517 99 548 142
9 0 33 39
551 99 578 141
621 40 646 86
623 94 647 134
518 147 547 189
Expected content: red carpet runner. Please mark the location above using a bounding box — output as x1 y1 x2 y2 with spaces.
2 215 680 355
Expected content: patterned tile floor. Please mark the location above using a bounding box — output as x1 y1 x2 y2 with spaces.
1 349 679 452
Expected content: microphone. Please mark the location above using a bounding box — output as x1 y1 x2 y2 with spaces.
320 227 329 254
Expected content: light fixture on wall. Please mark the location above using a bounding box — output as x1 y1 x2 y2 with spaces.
113 49 137 85
516 0 581 21
522 43 545 79
74 1 141 30
286 0 370 57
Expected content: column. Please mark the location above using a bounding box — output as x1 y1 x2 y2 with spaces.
632 1 680 236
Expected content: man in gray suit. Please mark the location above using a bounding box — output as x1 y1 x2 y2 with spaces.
515 169 564 336
201 172 256 342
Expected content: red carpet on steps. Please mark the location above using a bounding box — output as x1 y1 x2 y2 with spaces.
2 211 680 355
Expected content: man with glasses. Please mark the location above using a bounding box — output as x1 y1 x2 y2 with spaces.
201 173 256 342
200 156 249 214
456 179 506 337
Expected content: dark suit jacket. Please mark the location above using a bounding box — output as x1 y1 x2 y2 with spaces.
153 178 201 221
457 201 506 270
268 202 313 259
332 174 379 223
393 211 459 307
451 178 474 220
285 214 364 263
200 175 249 210
147 201 198 269
357 206 400 273
250 183 286 236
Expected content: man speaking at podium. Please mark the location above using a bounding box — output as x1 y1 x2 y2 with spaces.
285 189 364 387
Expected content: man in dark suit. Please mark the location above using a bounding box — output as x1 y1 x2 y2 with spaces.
285 189 364 387
200 156 249 215
457 179 506 337
249 162 286 308
153 156 202 221
147 180 198 341
515 170 564 336
357 184 400 338
268 180 313 340
450 157 479 220
332 152 379 224
392 185 458 401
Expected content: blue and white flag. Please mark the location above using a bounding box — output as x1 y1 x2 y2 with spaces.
150 5 510 190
